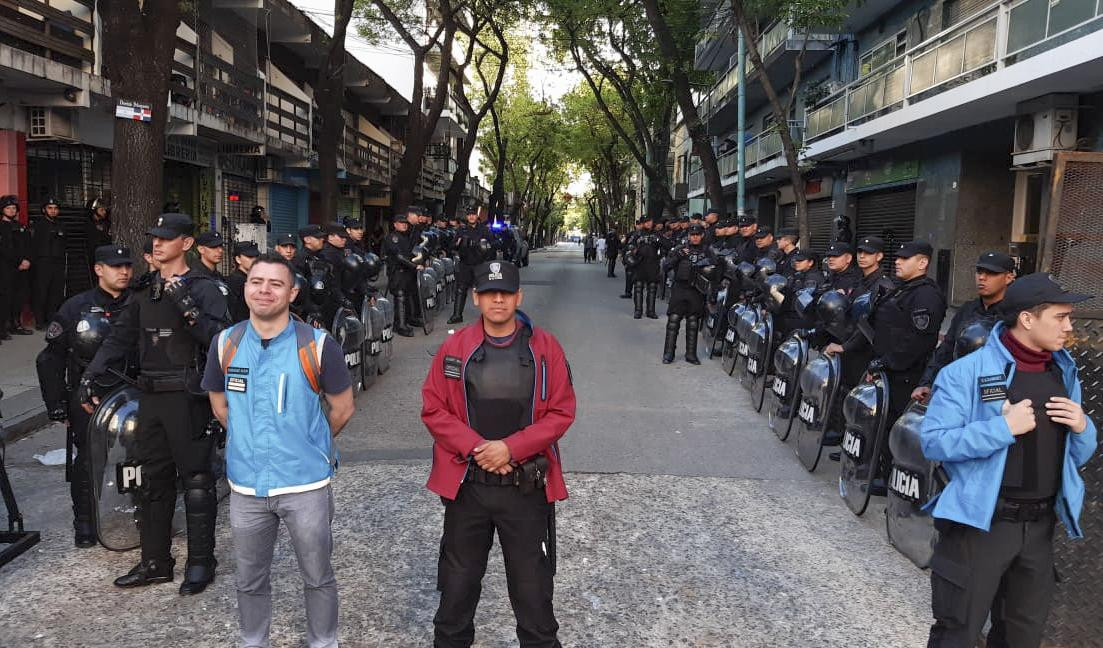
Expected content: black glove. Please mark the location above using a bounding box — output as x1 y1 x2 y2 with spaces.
48 403 68 422
76 376 96 410
163 277 200 326
867 358 887 374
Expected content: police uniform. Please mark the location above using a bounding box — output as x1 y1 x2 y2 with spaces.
227 241 259 323
629 220 662 319
751 226 784 265
383 215 421 336
824 241 863 297
0 194 26 339
423 261 574 648
32 198 68 327
193 230 226 281
774 250 827 341
36 245 134 547
605 231 620 278
84 199 113 275
82 213 231 594
449 217 494 324
662 224 716 364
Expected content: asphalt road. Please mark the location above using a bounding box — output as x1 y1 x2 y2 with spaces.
0 244 932 647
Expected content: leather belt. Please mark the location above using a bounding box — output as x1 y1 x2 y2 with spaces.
993 497 1055 523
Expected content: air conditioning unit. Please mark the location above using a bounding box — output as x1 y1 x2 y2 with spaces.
28 108 76 140
1012 94 1078 167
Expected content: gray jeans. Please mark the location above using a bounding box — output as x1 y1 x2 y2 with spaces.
230 486 338 648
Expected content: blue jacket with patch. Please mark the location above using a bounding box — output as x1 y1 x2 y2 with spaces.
920 322 1097 537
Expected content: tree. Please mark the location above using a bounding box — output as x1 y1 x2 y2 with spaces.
357 0 462 211
726 0 847 243
100 0 183 260
316 0 356 225
561 84 634 232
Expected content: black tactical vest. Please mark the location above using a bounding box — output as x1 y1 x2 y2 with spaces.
464 328 536 441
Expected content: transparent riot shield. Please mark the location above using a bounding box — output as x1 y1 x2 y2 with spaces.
430 258 446 312
721 303 747 376
358 296 379 390
793 351 844 472
441 257 456 304
733 303 758 378
838 367 891 516
331 307 367 391
885 401 943 568
418 268 438 334
741 310 773 413
738 304 766 391
375 296 394 374
766 331 807 441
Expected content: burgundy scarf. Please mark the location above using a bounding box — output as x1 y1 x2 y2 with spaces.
1001 330 1052 373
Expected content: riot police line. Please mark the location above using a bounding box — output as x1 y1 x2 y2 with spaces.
20 205 524 580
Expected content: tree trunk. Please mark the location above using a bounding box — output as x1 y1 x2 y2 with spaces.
101 0 182 265
639 0 723 212
316 0 355 225
443 130 477 219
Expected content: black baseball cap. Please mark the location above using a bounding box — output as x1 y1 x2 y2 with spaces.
897 240 934 259
825 241 854 257
0 195 17 209
737 215 757 228
688 224 705 235
275 232 297 247
792 249 816 263
405 205 425 215
233 241 260 258
391 212 407 223
1002 273 1091 314
147 213 195 239
473 260 520 294
195 231 224 248
325 223 349 238
344 219 364 229
298 224 324 240
93 245 133 266
857 236 884 253
976 250 1015 273
754 226 773 239
42 196 60 208
777 227 799 240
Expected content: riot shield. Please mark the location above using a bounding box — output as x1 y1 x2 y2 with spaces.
885 401 942 568
739 305 766 391
87 386 183 551
740 309 773 413
720 303 747 376
358 297 379 390
838 367 891 516
766 330 807 441
733 303 758 378
418 268 438 334
430 259 446 312
331 308 367 391
376 296 395 374
441 257 456 304
793 351 844 472
702 301 719 353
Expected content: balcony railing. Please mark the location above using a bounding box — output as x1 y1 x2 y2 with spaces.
804 0 1103 143
717 122 801 178
0 0 95 71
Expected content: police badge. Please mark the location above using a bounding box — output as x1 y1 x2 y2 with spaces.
912 308 931 331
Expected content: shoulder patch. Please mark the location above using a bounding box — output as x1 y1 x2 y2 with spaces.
912 308 931 331
442 355 463 379
45 321 64 340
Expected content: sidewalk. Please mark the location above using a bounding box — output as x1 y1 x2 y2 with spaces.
0 332 49 443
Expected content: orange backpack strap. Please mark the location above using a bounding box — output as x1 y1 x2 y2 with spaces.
293 321 323 395
219 322 249 374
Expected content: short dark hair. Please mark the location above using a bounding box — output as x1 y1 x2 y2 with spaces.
1001 302 1050 329
248 253 296 283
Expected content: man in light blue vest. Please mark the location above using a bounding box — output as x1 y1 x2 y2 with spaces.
203 253 355 648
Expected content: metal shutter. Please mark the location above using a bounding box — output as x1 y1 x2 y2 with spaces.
856 187 916 273
943 0 991 28
807 199 835 255
780 204 796 230
268 184 301 245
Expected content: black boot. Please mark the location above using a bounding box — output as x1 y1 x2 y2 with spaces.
645 283 659 319
620 272 633 298
685 315 701 364
632 282 644 319
394 291 415 337
447 289 466 324
114 557 175 588
663 315 682 364
179 474 218 596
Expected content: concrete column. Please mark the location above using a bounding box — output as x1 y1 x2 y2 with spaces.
0 130 28 222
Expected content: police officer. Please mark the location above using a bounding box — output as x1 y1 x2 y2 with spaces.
449 209 493 324
226 241 259 323
275 232 298 263
854 236 895 296
752 226 783 263
345 218 368 255
629 215 661 319
774 249 827 341
32 197 67 328
80 213 231 594
248 205 267 226
36 245 134 547
733 215 758 264
662 223 715 364
297 224 349 324
827 240 947 455
383 212 421 337
84 198 113 274
0 195 32 339
702 208 721 247
193 230 225 279
605 229 620 278
775 228 800 277
422 260 575 648
920 273 1097 648
274 233 321 326
823 241 863 296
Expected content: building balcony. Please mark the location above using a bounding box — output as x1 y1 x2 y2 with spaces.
698 21 835 135
803 0 1103 160
688 122 801 197
0 0 95 73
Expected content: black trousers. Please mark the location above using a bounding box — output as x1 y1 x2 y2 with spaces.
434 482 559 648
667 283 705 317
928 516 1056 648
607 255 617 277
33 257 66 325
136 391 215 563
12 268 30 325
67 397 95 526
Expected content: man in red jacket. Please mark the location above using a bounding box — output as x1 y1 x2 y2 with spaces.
422 259 575 648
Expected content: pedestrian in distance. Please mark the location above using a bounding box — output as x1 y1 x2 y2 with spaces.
920 272 1097 648
422 259 575 648
204 253 355 648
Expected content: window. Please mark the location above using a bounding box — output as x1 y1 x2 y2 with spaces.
859 31 907 77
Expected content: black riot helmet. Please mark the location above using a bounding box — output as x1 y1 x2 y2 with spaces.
763 274 789 313
954 320 994 359
361 252 382 279
73 309 114 364
755 257 777 282
736 261 756 281
794 286 816 319
410 244 427 265
342 250 364 276
816 289 851 325
292 272 309 308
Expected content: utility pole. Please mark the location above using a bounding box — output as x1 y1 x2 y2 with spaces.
737 30 746 217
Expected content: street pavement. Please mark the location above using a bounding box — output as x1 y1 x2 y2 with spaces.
0 244 932 647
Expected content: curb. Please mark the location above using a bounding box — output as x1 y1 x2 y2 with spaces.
1 388 49 445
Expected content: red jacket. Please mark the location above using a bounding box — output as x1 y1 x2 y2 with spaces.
422 311 575 502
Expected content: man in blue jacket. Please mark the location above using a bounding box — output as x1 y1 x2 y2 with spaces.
920 272 1097 647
